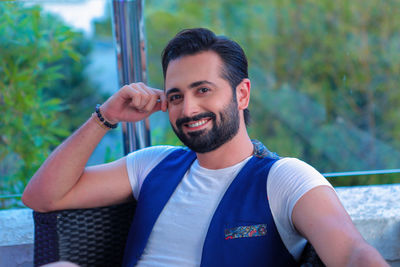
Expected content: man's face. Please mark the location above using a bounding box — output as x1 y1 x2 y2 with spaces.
165 51 240 153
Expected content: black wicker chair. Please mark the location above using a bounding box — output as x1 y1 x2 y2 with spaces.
33 202 136 267
33 201 324 267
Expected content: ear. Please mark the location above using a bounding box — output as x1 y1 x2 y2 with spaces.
236 78 251 110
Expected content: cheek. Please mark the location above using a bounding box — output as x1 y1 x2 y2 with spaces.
168 108 178 124
168 111 173 122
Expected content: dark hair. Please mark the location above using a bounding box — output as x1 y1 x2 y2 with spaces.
161 28 250 126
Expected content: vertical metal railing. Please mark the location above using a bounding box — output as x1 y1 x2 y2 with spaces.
111 0 150 154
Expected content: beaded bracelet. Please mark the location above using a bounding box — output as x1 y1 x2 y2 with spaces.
95 104 118 129
92 113 110 130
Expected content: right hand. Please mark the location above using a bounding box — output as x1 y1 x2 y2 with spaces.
99 82 167 123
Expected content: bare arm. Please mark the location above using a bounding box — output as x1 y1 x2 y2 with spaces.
292 186 389 267
22 83 167 212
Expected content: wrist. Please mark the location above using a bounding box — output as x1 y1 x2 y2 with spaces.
95 104 118 129
91 113 111 131
99 104 119 125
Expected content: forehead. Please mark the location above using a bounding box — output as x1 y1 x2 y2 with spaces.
165 51 224 89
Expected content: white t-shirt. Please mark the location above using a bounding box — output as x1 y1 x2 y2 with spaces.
126 146 333 266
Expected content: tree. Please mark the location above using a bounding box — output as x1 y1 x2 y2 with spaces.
144 0 400 184
0 3 107 208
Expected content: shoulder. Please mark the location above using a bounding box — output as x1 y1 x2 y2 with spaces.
125 145 182 200
126 145 181 163
268 157 331 191
266 158 333 259
267 157 333 228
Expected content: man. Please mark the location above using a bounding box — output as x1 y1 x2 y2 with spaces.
23 28 388 266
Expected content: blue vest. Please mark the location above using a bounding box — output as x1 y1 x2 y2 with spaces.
123 142 298 267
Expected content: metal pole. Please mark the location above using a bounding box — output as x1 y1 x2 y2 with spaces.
111 0 150 154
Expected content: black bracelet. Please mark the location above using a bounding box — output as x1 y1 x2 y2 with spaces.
95 104 118 129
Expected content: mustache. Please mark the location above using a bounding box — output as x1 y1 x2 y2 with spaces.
176 112 216 128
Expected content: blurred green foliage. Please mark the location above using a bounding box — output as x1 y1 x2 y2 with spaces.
143 0 400 179
0 3 107 208
328 172 400 187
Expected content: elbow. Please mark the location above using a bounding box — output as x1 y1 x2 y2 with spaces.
21 189 40 211
21 187 33 209
22 187 54 213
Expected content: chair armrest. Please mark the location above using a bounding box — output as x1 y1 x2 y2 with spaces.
33 201 136 267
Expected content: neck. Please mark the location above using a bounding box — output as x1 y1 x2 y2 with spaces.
195 127 253 169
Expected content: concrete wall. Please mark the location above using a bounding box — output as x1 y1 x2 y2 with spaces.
1 184 399 267
336 184 400 266
0 209 34 267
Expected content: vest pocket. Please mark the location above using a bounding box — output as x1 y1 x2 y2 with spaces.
224 223 267 240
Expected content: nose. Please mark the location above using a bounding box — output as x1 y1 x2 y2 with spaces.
181 95 200 118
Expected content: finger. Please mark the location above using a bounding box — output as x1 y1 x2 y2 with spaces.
142 84 162 92
155 89 167 112
123 83 163 113
120 84 140 101
141 92 160 113
138 85 165 112
126 84 144 109
134 83 152 110
120 84 139 106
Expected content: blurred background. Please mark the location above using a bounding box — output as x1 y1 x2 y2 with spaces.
1 0 400 209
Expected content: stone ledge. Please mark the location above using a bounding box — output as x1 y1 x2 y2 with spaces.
0 208 33 246
0 184 399 266
0 244 33 267
335 184 400 263
0 209 33 267
336 184 400 221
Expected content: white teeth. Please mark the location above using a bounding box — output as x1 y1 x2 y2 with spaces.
188 120 207 128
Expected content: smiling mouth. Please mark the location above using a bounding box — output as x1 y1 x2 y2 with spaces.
185 118 211 130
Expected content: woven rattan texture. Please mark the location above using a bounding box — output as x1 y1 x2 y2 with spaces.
34 202 136 267
300 242 325 267
34 212 60 265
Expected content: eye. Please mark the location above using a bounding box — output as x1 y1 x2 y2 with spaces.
198 87 209 94
169 94 182 103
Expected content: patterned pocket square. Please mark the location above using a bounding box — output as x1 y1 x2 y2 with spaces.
224 224 267 240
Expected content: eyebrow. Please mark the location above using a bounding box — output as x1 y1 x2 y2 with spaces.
165 88 180 97
189 80 216 88
166 80 216 97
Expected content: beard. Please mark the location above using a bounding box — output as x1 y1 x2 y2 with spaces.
171 99 240 153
